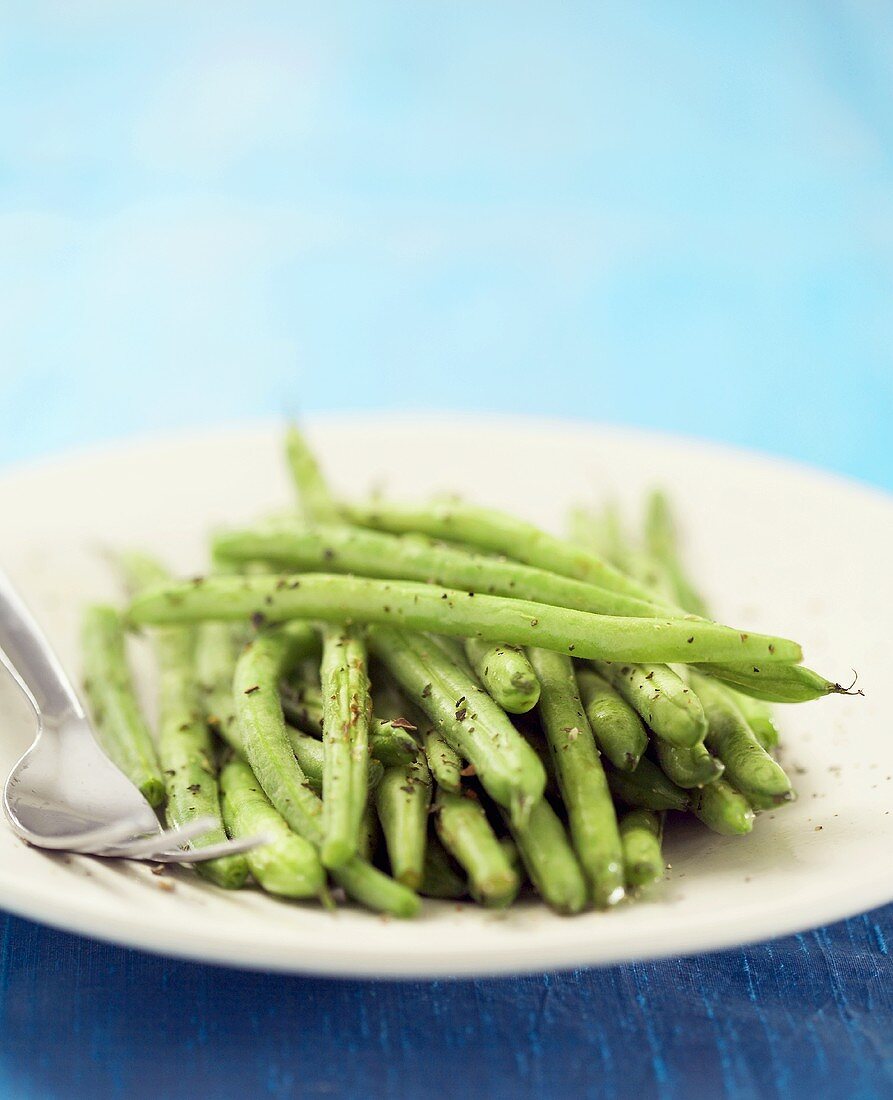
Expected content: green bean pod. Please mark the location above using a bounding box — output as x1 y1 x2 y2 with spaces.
319 625 373 868
219 758 325 898
196 619 245 747
528 648 624 908
340 497 661 603
729 692 781 752
358 802 380 863
464 639 541 714
502 799 588 915
420 834 468 899
280 678 324 735
434 791 520 908
594 661 708 748
654 739 724 789
233 626 419 916
643 490 710 618
693 779 755 836
121 553 248 890
284 424 339 522
129 574 803 668
694 675 794 809
285 726 383 793
281 680 419 765
369 719 419 765
213 521 668 619
376 754 432 889
575 667 647 771
697 661 848 703
606 757 691 812
368 627 546 825
619 810 665 888
422 725 464 793
81 605 164 807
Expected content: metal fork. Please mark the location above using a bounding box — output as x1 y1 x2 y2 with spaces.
0 568 260 862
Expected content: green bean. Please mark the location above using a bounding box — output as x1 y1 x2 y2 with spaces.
121 554 247 889
81 605 164 806
233 627 419 916
280 679 419 765
279 678 324 735
528 648 624 908
693 779 755 835
341 497 662 603
213 522 668 619
376 754 432 889
697 661 851 703
619 810 664 888
434 791 520 908
733 692 780 752
129 574 802 667
359 802 379 863
502 799 588 915
422 725 464 793
694 674 794 809
575 667 647 771
284 726 325 790
593 661 708 747
196 620 244 749
368 627 545 825
499 835 523 879
380 687 464 791
284 726 383 793
415 635 546 822
567 503 624 564
234 625 324 839
464 639 540 713
370 719 420 765
643 490 711 618
219 758 325 898
420 834 467 898
284 424 339 523
606 757 691 812
319 625 372 868
581 502 672 599
653 738 725 789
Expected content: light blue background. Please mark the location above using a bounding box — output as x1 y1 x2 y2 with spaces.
1 1 891 486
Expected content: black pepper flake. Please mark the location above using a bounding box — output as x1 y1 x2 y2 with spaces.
187 783 202 794
244 685 260 695
687 636 694 644
251 611 266 628
421 683 432 698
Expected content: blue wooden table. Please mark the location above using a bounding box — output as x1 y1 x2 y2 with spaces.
1 3 891 1096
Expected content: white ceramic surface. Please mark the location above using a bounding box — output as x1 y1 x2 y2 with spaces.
0 415 889 977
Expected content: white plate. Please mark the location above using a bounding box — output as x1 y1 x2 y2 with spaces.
0 415 890 978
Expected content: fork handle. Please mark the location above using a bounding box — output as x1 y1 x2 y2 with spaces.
0 569 84 721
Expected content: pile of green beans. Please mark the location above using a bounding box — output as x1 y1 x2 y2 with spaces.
78 427 854 918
